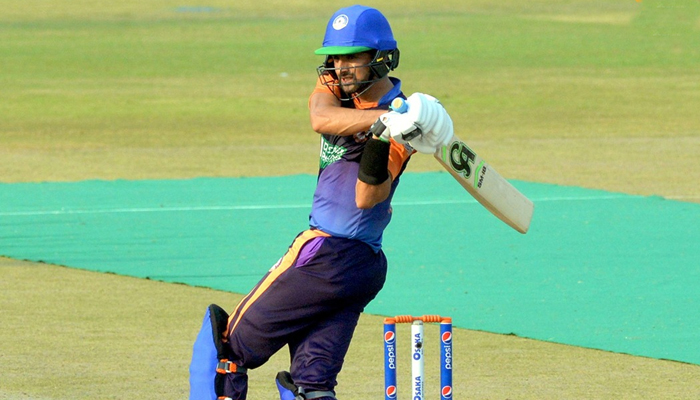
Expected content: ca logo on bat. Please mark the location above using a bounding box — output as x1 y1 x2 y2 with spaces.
448 141 476 179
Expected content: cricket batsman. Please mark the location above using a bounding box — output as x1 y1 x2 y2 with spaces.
188 5 453 399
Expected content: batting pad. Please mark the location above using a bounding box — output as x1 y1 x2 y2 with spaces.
1 174 699 365
189 305 222 400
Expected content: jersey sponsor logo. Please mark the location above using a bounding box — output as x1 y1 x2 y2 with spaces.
319 137 347 169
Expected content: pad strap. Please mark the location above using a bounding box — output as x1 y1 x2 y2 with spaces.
304 390 336 399
216 359 247 374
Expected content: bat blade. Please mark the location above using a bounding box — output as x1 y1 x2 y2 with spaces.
433 134 534 233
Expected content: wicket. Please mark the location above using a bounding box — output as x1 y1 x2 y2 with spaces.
383 315 453 400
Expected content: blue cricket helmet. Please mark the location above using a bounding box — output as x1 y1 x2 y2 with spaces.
315 5 400 100
315 5 397 55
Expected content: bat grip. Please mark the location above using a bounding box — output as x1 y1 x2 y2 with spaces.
390 97 422 141
369 117 388 138
391 97 409 113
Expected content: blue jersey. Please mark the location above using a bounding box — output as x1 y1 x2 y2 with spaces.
308 77 413 252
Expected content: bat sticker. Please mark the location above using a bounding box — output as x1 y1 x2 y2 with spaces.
446 141 476 180
475 161 487 189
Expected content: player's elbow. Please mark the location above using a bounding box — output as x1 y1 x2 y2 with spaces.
355 187 378 209
309 92 340 134
309 102 335 134
355 179 390 209
309 113 327 134
355 196 377 210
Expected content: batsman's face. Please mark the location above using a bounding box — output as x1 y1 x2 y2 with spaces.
330 52 373 94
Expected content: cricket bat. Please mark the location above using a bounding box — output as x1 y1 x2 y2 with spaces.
380 97 534 234
434 134 534 234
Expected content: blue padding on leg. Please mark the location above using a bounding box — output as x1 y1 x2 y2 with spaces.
276 375 297 400
276 382 297 400
189 307 218 400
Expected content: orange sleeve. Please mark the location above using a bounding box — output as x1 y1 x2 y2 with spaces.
310 74 342 101
309 75 380 109
388 140 414 181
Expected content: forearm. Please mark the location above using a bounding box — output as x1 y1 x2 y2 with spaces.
355 138 393 209
309 93 385 136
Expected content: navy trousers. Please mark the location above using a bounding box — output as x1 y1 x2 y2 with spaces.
225 229 387 398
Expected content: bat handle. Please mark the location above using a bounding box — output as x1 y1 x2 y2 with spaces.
391 97 408 113
369 117 389 138
390 97 422 141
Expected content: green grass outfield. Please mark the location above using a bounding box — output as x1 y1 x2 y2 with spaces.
1 0 699 398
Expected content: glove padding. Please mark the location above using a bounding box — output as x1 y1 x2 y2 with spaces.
405 93 454 153
378 93 454 154
376 111 419 143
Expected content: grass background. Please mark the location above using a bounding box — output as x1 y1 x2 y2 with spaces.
1 0 699 398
